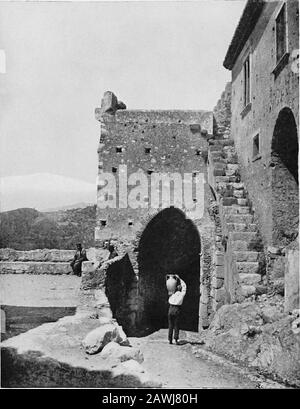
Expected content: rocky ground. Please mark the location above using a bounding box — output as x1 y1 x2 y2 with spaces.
130 329 286 388
1 275 299 388
196 294 300 388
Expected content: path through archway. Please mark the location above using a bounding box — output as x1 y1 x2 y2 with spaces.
271 108 299 245
137 207 200 333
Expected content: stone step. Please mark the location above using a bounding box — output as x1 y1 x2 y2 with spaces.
230 231 259 241
236 261 260 274
240 285 256 297
224 214 254 224
211 139 234 147
233 251 261 262
239 273 261 285
233 189 246 198
225 169 236 177
222 197 238 206
214 168 226 176
213 161 227 169
210 152 226 161
222 206 251 215
232 182 245 190
227 164 239 171
231 240 263 251
231 240 251 251
208 146 223 152
0 261 72 275
237 198 249 206
215 176 239 183
226 223 258 232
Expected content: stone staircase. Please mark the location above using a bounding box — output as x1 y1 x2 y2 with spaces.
207 138 265 307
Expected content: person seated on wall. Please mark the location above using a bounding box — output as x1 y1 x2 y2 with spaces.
70 243 88 276
166 274 187 345
104 240 118 260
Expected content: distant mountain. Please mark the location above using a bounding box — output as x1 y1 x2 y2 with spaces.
0 205 96 250
43 202 95 212
0 173 96 212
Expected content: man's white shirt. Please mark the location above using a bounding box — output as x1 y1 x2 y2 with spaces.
168 279 187 306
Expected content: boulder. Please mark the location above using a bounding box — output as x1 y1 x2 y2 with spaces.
209 302 263 333
101 341 143 364
261 306 285 324
82 323 129 354
292 317 300 335
82 323 117 354
98 317 113 325
115 325 130 346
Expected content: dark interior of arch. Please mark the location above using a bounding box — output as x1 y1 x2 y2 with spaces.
271 108 299 245
137 207 200 334
272 107 298 183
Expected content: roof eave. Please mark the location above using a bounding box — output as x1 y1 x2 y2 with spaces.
223 0 266 71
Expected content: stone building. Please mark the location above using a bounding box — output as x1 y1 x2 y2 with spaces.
94 91 216 334
90 1 299 336
92 87 270 335
223 0 299 248
223 0 299 310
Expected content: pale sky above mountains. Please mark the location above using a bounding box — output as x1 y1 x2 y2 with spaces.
0 0 246 187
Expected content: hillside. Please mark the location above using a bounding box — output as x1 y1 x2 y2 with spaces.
0 206 96 250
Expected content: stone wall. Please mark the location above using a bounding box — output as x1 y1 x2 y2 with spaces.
95 92 213 245
0 248 98 275
0 248 75 262
229 0 299 247
94 92 216 332
284 238 300 312
213 82 231 138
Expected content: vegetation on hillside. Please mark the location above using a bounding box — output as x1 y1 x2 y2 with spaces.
0 206 96 250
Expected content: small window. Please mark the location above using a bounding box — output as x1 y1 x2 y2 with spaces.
112 167 117 173
276 4 287 63
253 134 260 158
145 147 151 154
100 220 107 227
116 146 123 153
147 170 153 175
195 149 201 156
128 220 133 226
243 55 251 107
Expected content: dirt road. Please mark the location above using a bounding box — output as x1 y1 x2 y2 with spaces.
130 329 285 389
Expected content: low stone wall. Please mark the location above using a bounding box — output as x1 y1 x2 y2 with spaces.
0 248 98 262
0 261 72 275
0 248 102 275
81 255 138 336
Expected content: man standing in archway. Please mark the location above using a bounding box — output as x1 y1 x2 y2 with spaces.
167 274 187 344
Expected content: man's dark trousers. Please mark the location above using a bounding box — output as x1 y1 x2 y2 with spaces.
168 305 181 343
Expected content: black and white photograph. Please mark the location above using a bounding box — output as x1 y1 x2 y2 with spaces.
0 0 299 392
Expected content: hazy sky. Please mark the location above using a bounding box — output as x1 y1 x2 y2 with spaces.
0 0 245 184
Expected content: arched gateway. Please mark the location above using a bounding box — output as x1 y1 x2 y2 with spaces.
93 91 215 335
271 107 299 246
137 207 201 333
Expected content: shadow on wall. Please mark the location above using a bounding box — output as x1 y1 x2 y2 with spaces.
271 107 299 246
137 207 201 334
104 254 137 335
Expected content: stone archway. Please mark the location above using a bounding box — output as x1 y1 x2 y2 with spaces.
271 107 299 246
137 207 201 333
